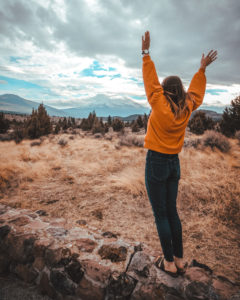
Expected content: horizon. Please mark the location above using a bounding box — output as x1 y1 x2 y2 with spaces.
0 0 239 113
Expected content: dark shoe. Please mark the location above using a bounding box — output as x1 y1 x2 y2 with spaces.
176 262 188 275
155 256 179 278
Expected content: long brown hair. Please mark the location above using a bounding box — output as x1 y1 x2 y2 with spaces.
162 76 190 119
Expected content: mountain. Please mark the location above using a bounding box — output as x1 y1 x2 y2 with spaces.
60 94 150 117
0 94 150 118
0 94 67 117
0 93 222 120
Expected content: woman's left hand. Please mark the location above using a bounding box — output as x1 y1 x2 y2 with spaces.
142 31 150 51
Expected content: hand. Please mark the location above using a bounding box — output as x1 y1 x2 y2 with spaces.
142 31 150 51
200 50 218 70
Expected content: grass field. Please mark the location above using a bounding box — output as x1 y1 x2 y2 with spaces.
0 128 239 284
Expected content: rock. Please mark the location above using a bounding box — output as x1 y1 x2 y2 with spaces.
102 231 118 239
98 244 128 262
212 277 240 299
50 269 75 296
39 271 57 299
35 210 48 216
9 216 31 226
26 212 38 219
33 237 53 257
47 227 68 237
0 224 11 239
76 238 98 253
7 234 36 264
184 281 210 300
33 256 45 271
127 251 152 278
185 267 211 284
0 255 10 273
230 293 240 300
0 206 7 215
76 275 105 300
105 271 138 299
76 219 87 225
65 260 84 284
80 259 111 283
25 219 49 230
14 263 38 283
45 244 71 267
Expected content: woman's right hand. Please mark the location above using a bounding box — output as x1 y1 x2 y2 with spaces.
200 50 218 70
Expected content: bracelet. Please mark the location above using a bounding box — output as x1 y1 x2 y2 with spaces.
142 49 149 55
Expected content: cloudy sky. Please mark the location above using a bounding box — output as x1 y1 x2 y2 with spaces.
0 0 239 113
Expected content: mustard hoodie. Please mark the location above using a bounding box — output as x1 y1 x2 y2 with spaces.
142 54 206 154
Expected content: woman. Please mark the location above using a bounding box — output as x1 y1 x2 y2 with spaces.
142 31 217 277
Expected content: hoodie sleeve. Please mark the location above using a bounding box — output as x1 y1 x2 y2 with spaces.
187 68 207 111
142 55 164 107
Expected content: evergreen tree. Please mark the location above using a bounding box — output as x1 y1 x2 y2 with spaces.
0 112 10 133
25 104 52 139
219 96 240 137
112 118 124 132
107 115 112 126
188 111 214 135
136 115 144 128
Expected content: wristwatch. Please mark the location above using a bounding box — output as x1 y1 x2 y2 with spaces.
142 49 149 55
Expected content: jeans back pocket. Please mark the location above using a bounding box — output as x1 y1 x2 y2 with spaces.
148 158 169 183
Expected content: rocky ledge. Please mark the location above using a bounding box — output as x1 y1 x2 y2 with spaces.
0 203 239 300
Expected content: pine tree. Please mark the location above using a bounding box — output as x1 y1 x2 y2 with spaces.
107 115 112 126
25 104 52 139
188 111 214 135
219 96 240 137
0 112 10 133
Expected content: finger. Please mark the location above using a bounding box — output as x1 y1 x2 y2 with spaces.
207 50 214 57
210 51 218 58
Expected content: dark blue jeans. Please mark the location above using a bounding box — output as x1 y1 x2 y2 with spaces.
145 149 183 262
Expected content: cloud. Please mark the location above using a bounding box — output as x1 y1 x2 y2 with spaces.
0 0 239 110
0 80 7 84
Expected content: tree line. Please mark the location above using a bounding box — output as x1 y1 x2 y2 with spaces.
0 95 239 143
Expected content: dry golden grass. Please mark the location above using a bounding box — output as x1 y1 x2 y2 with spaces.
0 130 239 284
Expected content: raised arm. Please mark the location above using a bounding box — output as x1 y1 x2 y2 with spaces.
188 50 218 111
142 31 163 107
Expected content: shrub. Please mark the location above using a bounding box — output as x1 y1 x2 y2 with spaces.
58 138 68 147
112 118 124 132
54 123 61 134
13 125 25 144
219 96 240 137
188 111 215 135
0 112 10 133
235 130 240 144
131 121 140 132
184 138 201 149
30 141 42 147
91 118 105 134
119 134 144 147
202 130 231 153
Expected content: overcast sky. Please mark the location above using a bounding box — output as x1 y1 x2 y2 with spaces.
0 0 239 112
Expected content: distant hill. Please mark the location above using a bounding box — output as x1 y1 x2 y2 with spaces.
0 94 67 117
190 109 222 121
0 93 222 121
